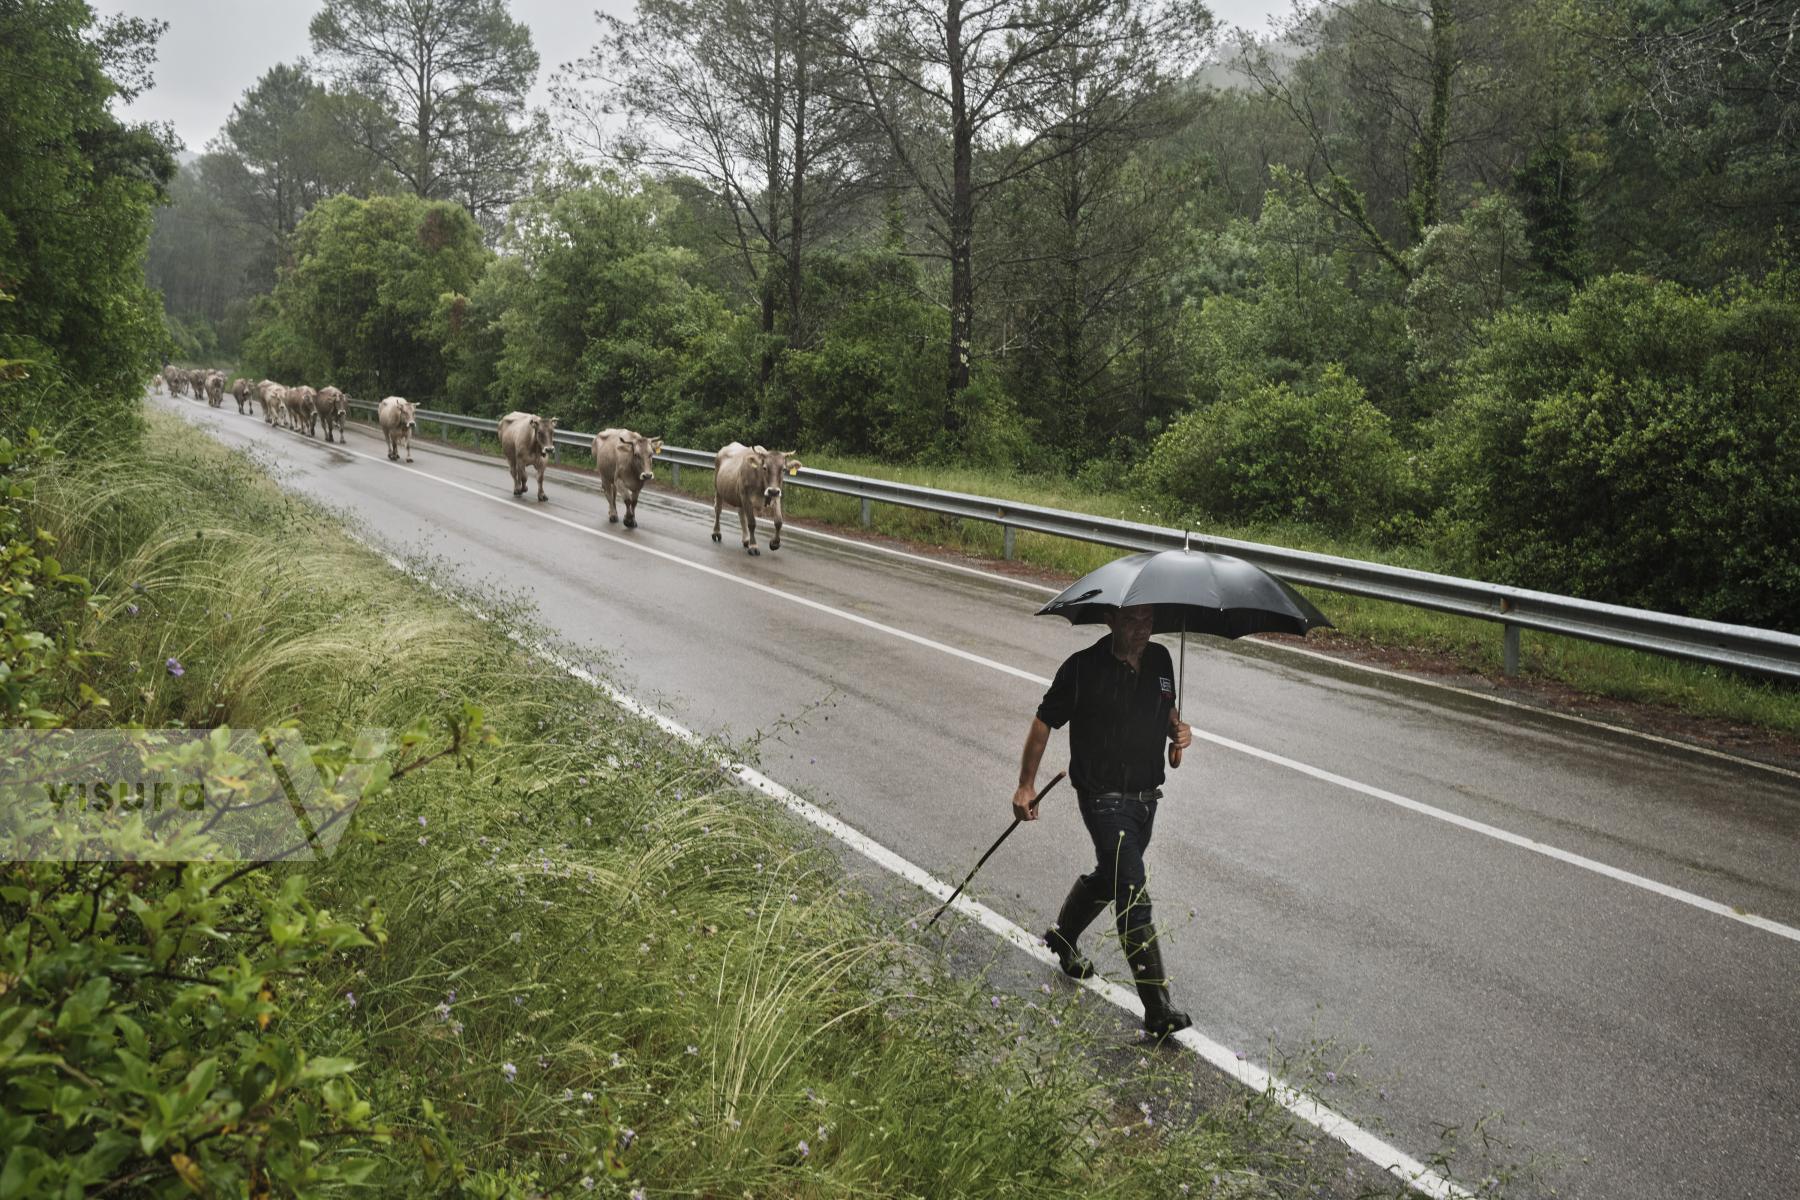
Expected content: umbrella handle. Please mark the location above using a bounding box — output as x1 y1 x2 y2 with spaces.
1168 741 1182 769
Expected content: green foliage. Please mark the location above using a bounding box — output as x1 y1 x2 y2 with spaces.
1431 269 1800 625
1177 192 1412 421
0 0 174 448
1138 365 1411 533
1404 193 1531 378
0 431 101 728
0 859 387 1196
779 244 951 460
244 194 488 398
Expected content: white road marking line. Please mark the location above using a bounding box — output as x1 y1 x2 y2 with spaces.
293 434 1800 948
347 530 1471 1200
325 404 1800 784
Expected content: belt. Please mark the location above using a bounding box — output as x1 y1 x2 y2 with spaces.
1079 788 1162 803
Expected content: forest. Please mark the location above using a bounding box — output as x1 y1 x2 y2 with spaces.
40 0 1800 627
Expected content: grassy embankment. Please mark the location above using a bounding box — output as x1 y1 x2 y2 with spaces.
29 411 1415 1197
373 413 1800 738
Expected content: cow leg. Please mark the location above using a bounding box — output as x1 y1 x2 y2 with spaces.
403 430 413 463
605 481 618 524
742 508 759 555
623 488 637 530
711 497 723 543
535 459 547 502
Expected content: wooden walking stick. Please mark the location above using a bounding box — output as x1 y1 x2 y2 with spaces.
925 771 1066 929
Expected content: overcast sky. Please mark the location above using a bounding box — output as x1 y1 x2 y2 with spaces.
92 0 1295 153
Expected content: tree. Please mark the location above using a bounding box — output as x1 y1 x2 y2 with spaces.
0 0 175 443
243 194 489 399
309 0 544 234
561 0 872 386
144 162 263 353
207 64 388 265
839 0 1211 408
1238 0 1520 280
1575 0 1800 281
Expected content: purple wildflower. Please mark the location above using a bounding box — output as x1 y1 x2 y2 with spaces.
125 603 139 616
619 1128 637 1149
165 657 185 677
1325 1071 1337 1085
502 1062 517 1082
797 1140 810 1159
344 990 357 1009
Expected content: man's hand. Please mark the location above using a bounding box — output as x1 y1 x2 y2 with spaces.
1167 708 1192 768
1012 782 1042 822
1169 709 1191 750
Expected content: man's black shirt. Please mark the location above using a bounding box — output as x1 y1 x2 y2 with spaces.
1035 635 1176 796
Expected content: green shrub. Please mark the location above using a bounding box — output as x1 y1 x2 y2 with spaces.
0 429 98 726
1136 365 1411 532
1429 269 1800 626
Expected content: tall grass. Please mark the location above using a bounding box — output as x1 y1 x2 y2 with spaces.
28 413 1430 1197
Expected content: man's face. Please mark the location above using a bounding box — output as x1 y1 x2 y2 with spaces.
1106 605 1155 652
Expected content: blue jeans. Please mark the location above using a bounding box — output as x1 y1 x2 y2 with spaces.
1076 790 1159 950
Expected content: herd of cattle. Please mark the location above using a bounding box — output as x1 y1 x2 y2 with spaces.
156 366 806 555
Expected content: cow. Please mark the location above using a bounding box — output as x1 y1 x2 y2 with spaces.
163 365 184 397
592 428 663 529
316 386 346 443
204 371 225 408
287 385 318 436
184 368 205 399
499 411 557 501
231 377 252 414
378 396 417 462
711 442 802 556
256 380 282 425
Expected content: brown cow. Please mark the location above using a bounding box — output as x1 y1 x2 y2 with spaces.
499 411 557 501
316 386 347 443
256 380 283 425
378 396 417 462
230 377 252 413
287 385 318 436
711 442 803 556
204 371 226 408
592 428 663 529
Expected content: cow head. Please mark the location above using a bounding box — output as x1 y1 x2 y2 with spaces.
399 400 417 432
630 435 661 483
532 416 557 458
749 446 802 504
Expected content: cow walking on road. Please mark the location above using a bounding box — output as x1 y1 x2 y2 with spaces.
317 386 346 443
593 428 662 529
500 411 556 501
711 442 802 556
378 396 417 462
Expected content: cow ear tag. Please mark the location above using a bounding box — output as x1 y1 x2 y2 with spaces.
787 465 799 476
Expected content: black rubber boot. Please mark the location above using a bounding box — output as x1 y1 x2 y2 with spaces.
1045 876 1109 979
1124 929 1191 1040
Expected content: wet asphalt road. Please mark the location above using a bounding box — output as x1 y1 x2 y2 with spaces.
163 396 1800 1200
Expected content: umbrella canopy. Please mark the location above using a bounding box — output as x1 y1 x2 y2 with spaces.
1036 549 1332 639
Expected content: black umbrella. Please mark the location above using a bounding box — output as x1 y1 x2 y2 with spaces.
1036 540 1332 763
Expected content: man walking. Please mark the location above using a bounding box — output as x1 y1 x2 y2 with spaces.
1012 603 1194 1039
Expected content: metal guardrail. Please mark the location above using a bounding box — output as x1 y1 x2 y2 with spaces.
343 399 1800 683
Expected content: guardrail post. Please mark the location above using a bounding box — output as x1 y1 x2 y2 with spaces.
1503 624 1520 677
1003 525 1015 560
672 462 681 487
860 497 871 527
